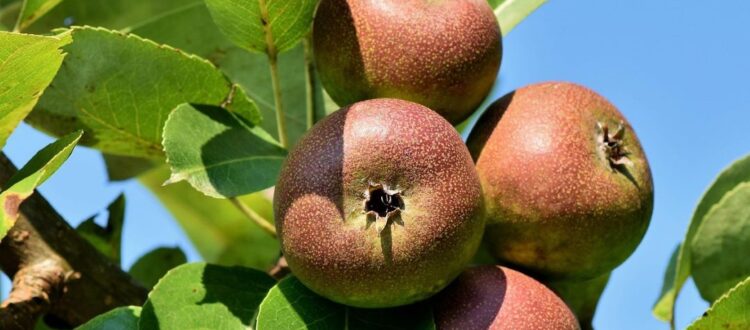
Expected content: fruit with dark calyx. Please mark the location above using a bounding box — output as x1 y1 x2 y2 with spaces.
467 82 653 280
274 98 485 308
313 0 502 124
434 265 580 330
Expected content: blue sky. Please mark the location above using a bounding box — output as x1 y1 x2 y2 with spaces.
3 0 750 328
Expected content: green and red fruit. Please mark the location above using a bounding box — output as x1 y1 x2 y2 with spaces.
274 98 485 308
467 82 653 280
313 0 502 124
434 265 580 330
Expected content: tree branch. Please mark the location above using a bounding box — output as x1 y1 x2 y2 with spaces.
0 153 148 329
0 260 66 329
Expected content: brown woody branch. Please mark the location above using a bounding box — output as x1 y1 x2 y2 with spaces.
0 153 148 329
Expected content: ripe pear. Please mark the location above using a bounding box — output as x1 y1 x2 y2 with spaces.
274 98 485 308
467 82 653 280
434 265 580 330
313 0 502 124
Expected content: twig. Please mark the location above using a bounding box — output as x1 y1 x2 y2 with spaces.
0 153 148 328
0 260 67 330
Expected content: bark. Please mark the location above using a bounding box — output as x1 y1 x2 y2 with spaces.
0 153 148 329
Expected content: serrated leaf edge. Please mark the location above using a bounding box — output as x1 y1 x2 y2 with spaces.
687 275 750 329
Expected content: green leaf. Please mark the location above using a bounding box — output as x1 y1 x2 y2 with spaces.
22 0 194 33
130 2 311 148
26 26 261 159
76 306 141 330
257 276 344 329
163 104 285 198
102 153 157 181
128 246 187 290
139 262 276 330
653 154 750 322
223 44 309 147
257 276 435 330
688 276 750 330
492 0 548 36
14 0 64 31
204 0 318 54
0 130 81 241
0 31 69 150
76 193 125 265
0 1 21 30
691 182 750 302
652 244 680 319
140 167 279 269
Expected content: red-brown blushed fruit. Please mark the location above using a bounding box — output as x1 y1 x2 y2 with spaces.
434 265 580 330
313 0 502 124
467 82 653 280
274 98 485 308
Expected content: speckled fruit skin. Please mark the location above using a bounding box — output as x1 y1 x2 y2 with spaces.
274 98 485 308
467 82 654 280
313 0 502 124
435 266 580 330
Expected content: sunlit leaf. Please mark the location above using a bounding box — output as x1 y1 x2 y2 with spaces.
687 276 750 330
0 31 69 149
203 0 318 54
76 306 141 330
138 262 275 329
162 103 285 198
257 276 435 330
491 0 548 36
0 130 81 241
14 0 64 31
27 26 261 159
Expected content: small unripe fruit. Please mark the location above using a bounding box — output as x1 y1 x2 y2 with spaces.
313 0 502 124
275 98 485 308
434 266 580 330
467 82 653 280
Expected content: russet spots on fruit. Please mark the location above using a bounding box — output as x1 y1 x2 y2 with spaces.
313 0 502 124
434 266 580 330
275 98 485 308
467 82 654 280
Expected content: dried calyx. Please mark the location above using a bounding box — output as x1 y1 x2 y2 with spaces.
597 121 632 168
364 183 404 219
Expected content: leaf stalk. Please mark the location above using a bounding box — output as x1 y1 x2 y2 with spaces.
229 197 277 238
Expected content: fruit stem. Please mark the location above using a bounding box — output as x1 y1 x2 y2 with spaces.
259 0 289 148
229 197 277 238
304 34 316 130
